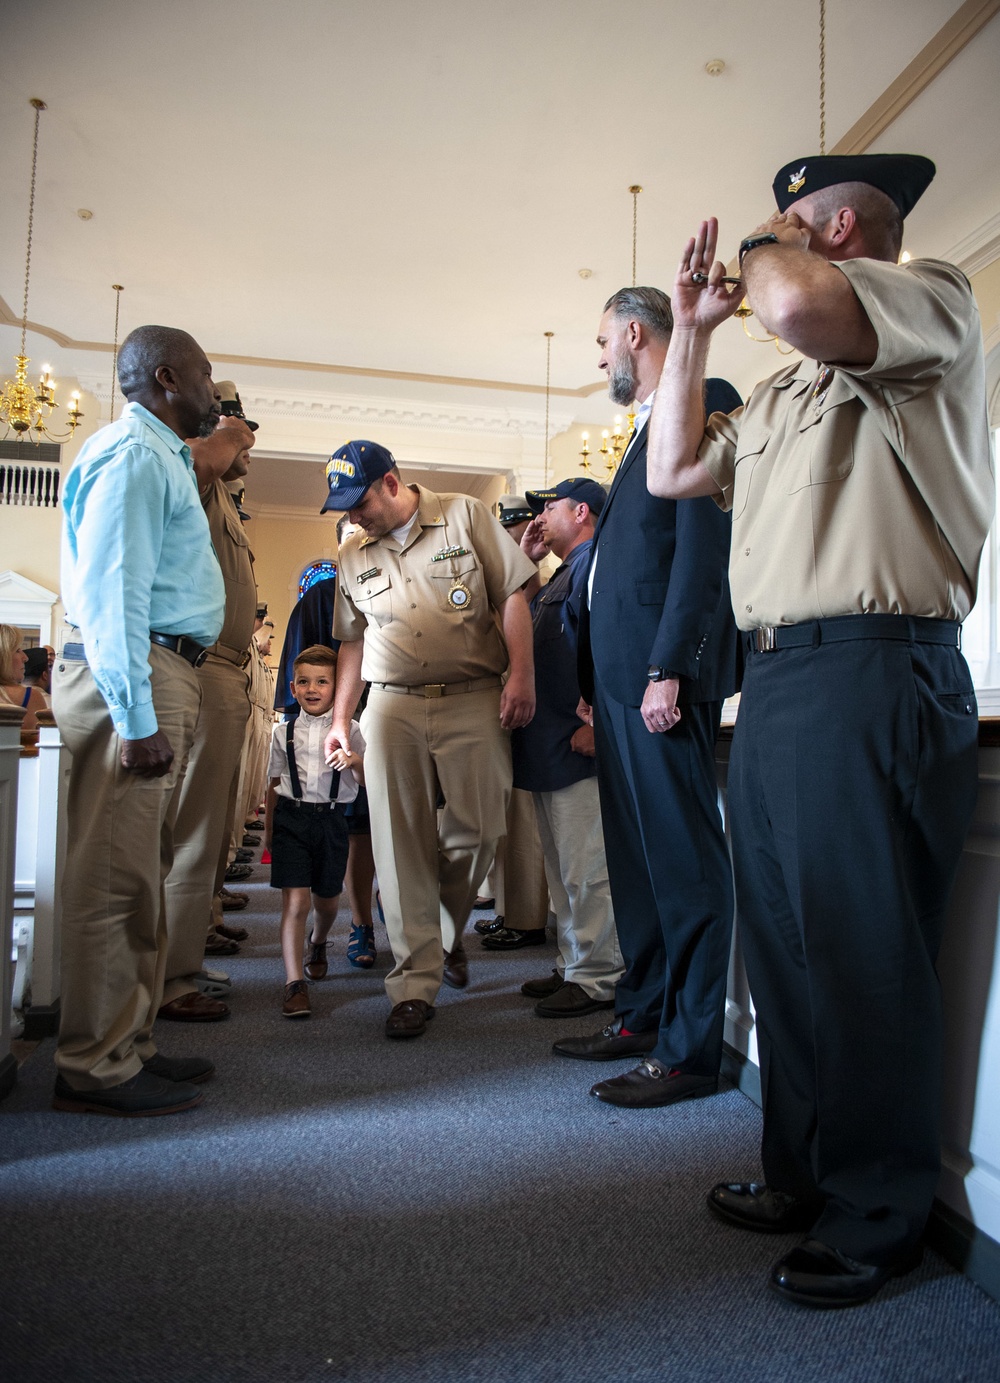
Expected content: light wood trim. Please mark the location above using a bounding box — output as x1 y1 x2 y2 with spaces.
831 0 1000 156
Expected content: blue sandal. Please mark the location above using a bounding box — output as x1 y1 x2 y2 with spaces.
347 923 376 968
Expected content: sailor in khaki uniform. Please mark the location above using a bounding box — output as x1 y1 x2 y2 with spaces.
159 385 258 1020
322 441 536 1038
647 154 994 1308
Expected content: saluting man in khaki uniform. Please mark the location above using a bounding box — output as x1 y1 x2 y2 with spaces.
322 441 536 1039
648 154 994 1309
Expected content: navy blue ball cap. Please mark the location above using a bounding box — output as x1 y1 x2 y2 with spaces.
773 153 936 219
320 439 397 513
526 477 607 517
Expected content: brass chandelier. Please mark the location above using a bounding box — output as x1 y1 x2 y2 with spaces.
0 99 83 444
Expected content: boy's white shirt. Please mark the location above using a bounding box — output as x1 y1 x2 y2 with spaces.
268 709 364 805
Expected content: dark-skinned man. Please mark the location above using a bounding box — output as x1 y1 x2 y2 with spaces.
647 154 993 1308
157 385 258 1022
52 325 246 1116
567 288 742 1110
322 442 536 1038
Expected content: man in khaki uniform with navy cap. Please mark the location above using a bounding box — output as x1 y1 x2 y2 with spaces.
648 153 994 1308
323 441 536 1038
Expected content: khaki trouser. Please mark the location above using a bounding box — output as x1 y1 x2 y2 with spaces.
52 644 201 1089
362 684 511 1005
161 653 250 1002
493 786 549 930
228 701 271 861
533 776 622 1000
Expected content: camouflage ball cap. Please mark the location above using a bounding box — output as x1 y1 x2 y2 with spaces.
320 440 397 513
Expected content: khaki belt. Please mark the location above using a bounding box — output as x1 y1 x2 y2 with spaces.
372 675 502 698
747 614 961 654
207 642 252 669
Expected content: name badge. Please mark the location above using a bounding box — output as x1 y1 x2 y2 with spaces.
358 567 381 583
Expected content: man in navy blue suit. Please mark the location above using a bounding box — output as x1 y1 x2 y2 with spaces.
554 286 742 1109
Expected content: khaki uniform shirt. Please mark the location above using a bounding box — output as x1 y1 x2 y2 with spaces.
334 486 536 685
203 480 257 655
698 257 995 630
247 641 275 713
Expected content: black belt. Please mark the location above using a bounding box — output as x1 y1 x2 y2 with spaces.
745 614 961 655
149 631 209 668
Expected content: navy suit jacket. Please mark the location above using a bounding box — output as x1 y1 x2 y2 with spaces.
579 377 742 709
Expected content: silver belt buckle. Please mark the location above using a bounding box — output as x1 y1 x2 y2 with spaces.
754 627 777 653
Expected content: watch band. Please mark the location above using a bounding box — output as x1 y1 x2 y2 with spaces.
647 666 678 682
738 232 780 269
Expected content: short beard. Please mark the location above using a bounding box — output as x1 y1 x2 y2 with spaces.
608 352 637 406
196 413 219 438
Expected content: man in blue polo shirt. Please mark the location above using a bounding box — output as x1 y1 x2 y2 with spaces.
52 324 243 1117
512 478 622 1020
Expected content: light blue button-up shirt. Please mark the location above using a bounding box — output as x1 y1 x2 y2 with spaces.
61 401 225 739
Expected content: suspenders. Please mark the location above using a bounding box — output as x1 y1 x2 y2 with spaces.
285 718 340 802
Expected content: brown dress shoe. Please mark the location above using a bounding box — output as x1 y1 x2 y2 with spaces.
385 1000 435 1039
220 888 249 911
158 992 230 1022
282 980 311 1019
204 930 240 956
215 921 249 942
442 946 468 989
304 934 328 981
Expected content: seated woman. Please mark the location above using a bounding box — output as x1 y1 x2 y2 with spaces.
0 624 49 736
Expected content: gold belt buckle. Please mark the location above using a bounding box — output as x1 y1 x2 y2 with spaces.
754 627 777 653
424 683 446 698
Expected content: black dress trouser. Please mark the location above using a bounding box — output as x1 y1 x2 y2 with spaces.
729 627 978 1266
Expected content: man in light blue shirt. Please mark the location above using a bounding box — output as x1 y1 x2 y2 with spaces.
52 324 242 1118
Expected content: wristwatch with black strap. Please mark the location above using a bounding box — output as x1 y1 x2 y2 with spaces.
738 231 780 269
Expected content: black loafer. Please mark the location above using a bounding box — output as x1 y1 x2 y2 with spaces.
590 1059 717 1107
769 1238 923 1309
481 926 546 950
553 1015 657 1061
707 1182 823 1234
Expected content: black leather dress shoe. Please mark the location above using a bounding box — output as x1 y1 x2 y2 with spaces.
590 1058 717 1107
769 1238 922 1309
385 1000 435 1039
707 1182 823 1234
442 946 468 989
534 981 614 1019
553 1016 657 1061
481 926 546 950
142 1052 215 1084
473 914 505 936
521 970 564 998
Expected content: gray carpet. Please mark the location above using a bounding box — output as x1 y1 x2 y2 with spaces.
2 866 1000 1383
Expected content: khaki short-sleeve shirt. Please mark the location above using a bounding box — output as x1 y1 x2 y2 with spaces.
333 486 536 685
698 257 995 630
204 480 257 653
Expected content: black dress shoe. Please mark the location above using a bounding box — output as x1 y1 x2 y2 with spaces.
225 863 253 882
481 926 546 950
521 969 564 998
769 1238 923 1309
234 848 254 863
707 1182 823 1234
473 914 505 936
534 981 615 1019
52 1070 204 1117
442 946 468 989
553 1015 657 1061
142 1053 215 1084
385 1000 435 1039
590 1058 717 1107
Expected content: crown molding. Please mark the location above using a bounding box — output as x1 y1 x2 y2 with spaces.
73 374 578 439
946 211 1000 278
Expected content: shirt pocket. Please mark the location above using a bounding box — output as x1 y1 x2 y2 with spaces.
428 557 484 615
790 386 856 493
535 586 568 642
222 505 251 583
731 439 769 520
353 571 393 628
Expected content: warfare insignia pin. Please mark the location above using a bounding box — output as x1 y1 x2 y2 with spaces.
787 165 807 195
432 546 471 562
447 582 472 611
358 567 381 583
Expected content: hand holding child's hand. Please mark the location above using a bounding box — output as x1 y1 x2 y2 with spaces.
328 748 353 772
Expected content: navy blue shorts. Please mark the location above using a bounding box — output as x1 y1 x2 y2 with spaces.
343 784 371 837
269 796 349 897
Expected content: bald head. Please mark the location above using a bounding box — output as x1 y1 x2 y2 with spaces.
115 324 221 441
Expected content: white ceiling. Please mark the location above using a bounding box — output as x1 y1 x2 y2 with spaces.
2 0 998 413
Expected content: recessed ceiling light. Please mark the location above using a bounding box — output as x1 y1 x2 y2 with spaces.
705 59 726 76
578 268 593 279
77 208 93 220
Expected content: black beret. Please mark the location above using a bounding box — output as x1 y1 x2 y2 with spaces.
773 153 936 219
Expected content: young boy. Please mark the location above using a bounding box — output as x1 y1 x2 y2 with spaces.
265 645 365 1018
